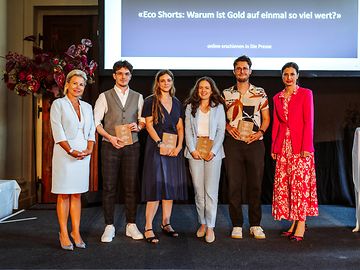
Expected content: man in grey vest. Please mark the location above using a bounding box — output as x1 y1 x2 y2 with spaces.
94 60 145 242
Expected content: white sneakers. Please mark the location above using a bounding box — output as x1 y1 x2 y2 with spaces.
231 226 266 239
249 226 266 239
126 223 144 240
101 225 115 243
231 227 243 239
101 223 144 242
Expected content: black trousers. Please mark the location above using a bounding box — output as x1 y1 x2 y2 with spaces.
101 141 140 225
224 136 265 227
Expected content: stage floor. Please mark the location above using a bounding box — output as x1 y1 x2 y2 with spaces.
0 204 359 269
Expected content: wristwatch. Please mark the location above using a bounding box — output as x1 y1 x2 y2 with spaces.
68 148 74 155
156 140 162 148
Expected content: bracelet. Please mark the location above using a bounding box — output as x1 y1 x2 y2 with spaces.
259 129 265 135
68 148 74 155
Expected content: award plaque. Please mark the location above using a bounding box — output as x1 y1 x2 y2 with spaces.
115 124 133 145
237 120 254 141
160 132 178 155
196 137 214 159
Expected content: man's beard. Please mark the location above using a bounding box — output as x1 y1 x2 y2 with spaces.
237 77 249 83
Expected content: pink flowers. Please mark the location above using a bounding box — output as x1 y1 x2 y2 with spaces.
3 37 97 97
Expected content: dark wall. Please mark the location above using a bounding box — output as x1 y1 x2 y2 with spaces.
96 73 360 206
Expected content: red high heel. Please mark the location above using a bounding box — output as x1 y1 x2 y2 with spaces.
281 231 294 237
289 221 306 242
290 235 304 242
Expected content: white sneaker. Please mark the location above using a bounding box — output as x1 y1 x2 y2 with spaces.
101 225 115 243
250 226 266 239
231 227 243 239
126 223 144 240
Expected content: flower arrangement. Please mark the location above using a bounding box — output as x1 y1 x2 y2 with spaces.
3 36 97 98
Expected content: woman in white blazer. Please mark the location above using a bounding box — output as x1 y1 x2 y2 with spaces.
50 69 95 251
184 77 226 243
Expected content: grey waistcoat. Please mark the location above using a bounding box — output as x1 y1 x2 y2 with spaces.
103 88 140 143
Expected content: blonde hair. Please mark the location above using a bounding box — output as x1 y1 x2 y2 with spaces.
63 69 87 94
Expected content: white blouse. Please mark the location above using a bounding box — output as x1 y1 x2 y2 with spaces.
197 110 210 137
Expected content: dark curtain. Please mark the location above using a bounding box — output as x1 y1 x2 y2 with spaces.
94 74 360 206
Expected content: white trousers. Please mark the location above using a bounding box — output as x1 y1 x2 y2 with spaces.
188 158 222 228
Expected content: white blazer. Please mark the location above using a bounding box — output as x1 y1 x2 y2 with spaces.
50 96 96 143
184 103 226 160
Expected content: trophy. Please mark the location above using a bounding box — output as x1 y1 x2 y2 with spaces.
196 137 214 159
160 132 178 155
237 120 254 141
115 124 133 145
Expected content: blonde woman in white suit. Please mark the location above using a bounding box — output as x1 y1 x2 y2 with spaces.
184 77 226 243
50 69 95 250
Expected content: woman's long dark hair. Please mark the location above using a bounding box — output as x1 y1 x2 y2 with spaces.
185 76 225 117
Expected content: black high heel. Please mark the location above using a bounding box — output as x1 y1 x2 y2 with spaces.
144 229 159 244
161 224 179 237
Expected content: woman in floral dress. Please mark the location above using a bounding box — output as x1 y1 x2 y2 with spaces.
271 62 318 242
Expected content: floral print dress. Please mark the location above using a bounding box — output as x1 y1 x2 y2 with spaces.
272 92 319 221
